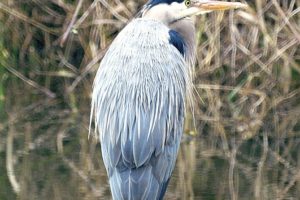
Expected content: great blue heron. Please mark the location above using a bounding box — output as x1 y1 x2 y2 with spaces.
91 0 246 199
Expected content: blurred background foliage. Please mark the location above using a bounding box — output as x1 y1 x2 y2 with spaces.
0 0 300 199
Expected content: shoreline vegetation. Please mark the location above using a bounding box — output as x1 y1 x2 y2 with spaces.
0 0 299 199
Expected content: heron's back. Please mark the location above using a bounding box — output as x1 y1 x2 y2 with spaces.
92 19 190 200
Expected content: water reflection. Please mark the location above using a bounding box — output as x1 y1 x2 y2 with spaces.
1 100 300 200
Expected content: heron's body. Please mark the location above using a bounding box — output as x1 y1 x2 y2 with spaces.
92 18 191 199
91 1 247 199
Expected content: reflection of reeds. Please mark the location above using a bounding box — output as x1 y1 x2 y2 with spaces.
0 0 300 199
6 116 20 194
176 140 197 200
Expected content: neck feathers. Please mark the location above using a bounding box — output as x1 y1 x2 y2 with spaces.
141 5 196 67
170 19 196 69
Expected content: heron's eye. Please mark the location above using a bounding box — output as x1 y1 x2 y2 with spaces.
185 0 191 7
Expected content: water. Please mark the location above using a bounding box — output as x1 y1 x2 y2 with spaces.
1 100 300 200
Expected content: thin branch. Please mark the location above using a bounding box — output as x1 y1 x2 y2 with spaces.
60 0 84 47
67 48 107 93
0 2 59 35
4 65 56 98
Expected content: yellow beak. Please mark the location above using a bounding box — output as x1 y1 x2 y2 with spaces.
194 0 248 11
174 1 248 22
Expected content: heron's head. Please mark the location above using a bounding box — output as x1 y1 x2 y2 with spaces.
141 0 247 66
142 0 247 25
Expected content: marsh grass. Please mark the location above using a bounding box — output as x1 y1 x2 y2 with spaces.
0 0 300 199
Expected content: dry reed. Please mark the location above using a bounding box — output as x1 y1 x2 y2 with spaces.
0 0 299 199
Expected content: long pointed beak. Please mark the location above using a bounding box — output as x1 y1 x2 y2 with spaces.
194 0 248 11
174 0 247 22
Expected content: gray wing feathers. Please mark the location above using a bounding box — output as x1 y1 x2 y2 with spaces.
91 19 189 199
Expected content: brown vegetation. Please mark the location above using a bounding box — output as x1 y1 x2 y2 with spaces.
0 0 299 199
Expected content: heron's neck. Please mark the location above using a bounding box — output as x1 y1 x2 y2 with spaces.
142 5 196 66
170 19 196 67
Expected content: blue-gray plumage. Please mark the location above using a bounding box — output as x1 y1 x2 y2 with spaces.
92 18 189 199
90 0 247 199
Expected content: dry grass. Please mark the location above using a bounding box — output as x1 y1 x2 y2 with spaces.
0 0 300 199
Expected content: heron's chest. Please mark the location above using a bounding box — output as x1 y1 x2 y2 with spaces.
93 19 188 107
